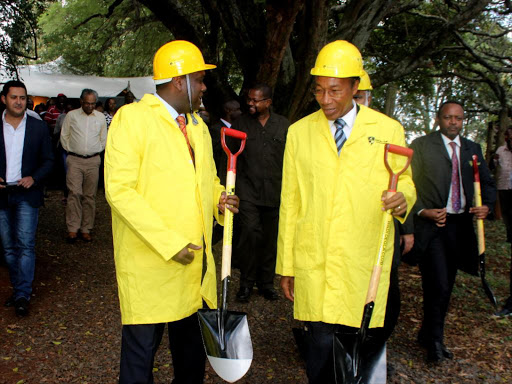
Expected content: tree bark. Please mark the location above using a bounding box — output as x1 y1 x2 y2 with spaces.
384 83 398 117
286 0 329 122
255 0 303 90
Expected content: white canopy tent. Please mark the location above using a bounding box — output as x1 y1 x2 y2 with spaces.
0 60 155 98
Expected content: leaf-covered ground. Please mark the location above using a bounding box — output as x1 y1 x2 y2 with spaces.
0 190 511 383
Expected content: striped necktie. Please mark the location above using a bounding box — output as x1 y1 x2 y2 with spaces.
334 118 347 155
176 115 195 165
449 141 461 212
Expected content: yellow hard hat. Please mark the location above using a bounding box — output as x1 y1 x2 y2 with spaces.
153 40 216 84
310 40 364 78
358 70 373 91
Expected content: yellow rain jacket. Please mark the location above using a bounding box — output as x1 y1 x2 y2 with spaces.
276 105 416 328
105 94 224 325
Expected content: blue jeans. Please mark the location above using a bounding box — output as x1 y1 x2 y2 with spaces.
0 195 39 301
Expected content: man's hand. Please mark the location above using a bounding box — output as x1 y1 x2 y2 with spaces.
18 176 34 189
280 276 294 302
381 191 407 217
172 243 202 265
401 234 414 255
218 192 240 214
420 208 447 227
0 177 5 189
469 205 490 220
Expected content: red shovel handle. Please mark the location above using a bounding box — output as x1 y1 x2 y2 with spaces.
384 144 414 192
472 154 480 182
221 127 247 172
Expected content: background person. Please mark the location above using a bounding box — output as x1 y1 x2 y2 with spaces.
233 84 289 303
60 89 107 243
491 127 512 317
410 101 496 362
0 80 54 316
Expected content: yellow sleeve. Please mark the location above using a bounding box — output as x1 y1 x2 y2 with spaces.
276 130 299 277
104 107 189 261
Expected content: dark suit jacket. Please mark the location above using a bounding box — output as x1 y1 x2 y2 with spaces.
0 115 54 208
410 130 496 275
209 121 227 185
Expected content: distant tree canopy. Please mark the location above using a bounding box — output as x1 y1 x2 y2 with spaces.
2 0 511 151
0 0 45 77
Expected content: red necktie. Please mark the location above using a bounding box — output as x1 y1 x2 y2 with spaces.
449 141 461 212
176 116 195 165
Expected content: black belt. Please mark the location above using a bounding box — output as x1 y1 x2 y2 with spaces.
68 152 100 159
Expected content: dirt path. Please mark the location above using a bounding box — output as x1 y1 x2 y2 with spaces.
0 190 511 383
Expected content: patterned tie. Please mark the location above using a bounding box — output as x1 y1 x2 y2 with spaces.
449 141 461 212
334 118 347 155
176 115 195 165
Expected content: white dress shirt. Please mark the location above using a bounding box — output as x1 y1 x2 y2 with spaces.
441 133 466 214
328 100 358 140
154 93 179 120
60 108 107 156
2 111 27 183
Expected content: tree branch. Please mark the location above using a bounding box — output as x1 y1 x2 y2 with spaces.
73 0 124 29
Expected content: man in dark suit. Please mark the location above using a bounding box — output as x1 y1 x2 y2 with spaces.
410 101 496 362
0 80 54 316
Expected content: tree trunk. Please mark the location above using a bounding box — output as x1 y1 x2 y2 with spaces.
255 0 303 91
286 0 329 122
384 83 398 118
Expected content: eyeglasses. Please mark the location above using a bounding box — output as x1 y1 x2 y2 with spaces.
313 89 345 98
246 97 269 104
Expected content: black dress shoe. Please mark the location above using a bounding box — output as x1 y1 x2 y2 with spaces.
260 288 279 301
427 342 445 363
440 343 453 359
236 287 252 303
4 295 15 307
14 297 29 317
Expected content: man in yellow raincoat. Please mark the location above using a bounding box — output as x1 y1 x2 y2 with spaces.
277 40 416 383
105 40 239 384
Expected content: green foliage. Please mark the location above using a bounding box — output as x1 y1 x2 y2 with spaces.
366 1 512 145
39 0 172 76
0 0 46 77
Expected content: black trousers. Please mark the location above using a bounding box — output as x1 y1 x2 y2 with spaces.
418 214 466 343
119 313 206 384
303 223 402 383
237 200 279 290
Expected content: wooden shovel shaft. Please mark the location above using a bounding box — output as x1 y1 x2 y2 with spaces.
221 170 236 281
473 180 485 255
365 191 395 304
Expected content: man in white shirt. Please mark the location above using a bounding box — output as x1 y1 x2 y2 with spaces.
60 89 107 242
410 101 496 362
0 80 54 316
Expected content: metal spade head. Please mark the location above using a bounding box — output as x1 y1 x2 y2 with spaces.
334 331 387 384
198 308 253 383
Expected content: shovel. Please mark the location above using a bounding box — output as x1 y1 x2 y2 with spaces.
198 127 253 383
472 155 498 309
334 143 413 384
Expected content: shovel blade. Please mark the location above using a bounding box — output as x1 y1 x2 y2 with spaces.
334 332 387 384
198 309 253 382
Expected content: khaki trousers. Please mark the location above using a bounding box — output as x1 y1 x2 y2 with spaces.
65 155 101 233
